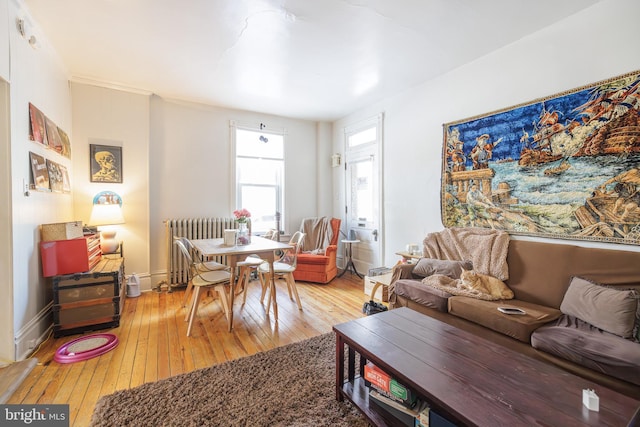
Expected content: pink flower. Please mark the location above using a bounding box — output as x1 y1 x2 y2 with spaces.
233 208 251 222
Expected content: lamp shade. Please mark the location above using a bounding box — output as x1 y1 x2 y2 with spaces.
89 203 124 226
89 191 125 226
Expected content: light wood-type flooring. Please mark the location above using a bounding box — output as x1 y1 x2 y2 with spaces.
7 273 368 426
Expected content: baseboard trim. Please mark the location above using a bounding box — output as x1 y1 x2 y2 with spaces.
14 303 53 361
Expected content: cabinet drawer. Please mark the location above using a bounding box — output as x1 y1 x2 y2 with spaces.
54 299 120 325
56 283 118 304
53 270 122 288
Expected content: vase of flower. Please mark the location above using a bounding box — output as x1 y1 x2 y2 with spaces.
236 222 250 245
233 209 251 245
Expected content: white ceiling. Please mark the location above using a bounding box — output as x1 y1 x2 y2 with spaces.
24 0 600 122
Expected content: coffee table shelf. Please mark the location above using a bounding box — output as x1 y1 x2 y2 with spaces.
334 308 640 427
340 377 395 427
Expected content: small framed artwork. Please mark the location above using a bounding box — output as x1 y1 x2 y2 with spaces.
59 164 71 193
57 127 71 159
29 103 48 146
29 152 50 190
90 144 122 183
46 159 64 193
45 116 63 155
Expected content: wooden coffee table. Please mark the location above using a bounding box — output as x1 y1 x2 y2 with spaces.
333 307 640 426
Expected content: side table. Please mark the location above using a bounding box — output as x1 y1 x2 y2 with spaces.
338 239 362 278
364 272 393 303
395 250 422 263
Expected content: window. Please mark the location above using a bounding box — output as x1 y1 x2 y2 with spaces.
347 126 376 148
345 115 382 229
233 126 285 234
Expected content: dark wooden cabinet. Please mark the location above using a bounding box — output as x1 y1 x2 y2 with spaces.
51 258 124 337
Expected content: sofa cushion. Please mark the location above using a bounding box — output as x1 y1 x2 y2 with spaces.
412 258 472 279
448 297 562 342
393 279 451 312
531 314 640 386
560 276 638 339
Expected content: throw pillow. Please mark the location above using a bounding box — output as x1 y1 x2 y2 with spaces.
412 258 472 279
560 276 638 339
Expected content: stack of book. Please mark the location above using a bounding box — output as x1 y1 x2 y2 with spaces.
367 266 393 276
364 362 430 426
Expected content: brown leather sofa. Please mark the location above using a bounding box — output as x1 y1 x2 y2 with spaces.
390 238 640 399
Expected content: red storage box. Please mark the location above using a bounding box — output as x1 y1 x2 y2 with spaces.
40 238 91 277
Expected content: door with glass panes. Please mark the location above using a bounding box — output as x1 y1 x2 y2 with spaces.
344 115 383 276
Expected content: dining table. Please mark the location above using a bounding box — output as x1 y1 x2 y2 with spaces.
190 236 292 331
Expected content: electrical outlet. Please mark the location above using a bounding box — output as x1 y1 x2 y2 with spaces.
27 339 36 350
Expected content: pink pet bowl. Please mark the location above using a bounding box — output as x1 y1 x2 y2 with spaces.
54 333 119 364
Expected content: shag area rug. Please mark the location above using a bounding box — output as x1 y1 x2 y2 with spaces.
90 333 368 426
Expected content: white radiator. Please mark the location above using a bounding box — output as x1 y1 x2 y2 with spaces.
165 217 237 286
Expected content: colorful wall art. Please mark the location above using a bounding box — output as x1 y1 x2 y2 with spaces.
442 70 640 245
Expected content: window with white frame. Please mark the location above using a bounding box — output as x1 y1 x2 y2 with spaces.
233 126 285 234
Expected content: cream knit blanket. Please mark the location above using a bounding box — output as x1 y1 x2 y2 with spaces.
422 227 510 280
299 217 333 253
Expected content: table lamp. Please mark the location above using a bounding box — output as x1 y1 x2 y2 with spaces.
89 191 125 254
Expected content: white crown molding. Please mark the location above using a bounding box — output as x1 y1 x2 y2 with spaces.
70 75 153 96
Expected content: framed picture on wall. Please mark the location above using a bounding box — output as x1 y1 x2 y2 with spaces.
29 151 50 190
90 144 123 183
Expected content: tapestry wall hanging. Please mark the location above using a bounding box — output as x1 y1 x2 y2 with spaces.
442 70 640 245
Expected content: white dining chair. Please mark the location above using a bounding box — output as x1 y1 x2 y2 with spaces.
258 231 305 315
175 238 232 336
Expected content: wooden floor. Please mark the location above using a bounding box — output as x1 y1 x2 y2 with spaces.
7 273 367 427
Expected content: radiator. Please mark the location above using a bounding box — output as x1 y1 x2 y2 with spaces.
165 217 237 286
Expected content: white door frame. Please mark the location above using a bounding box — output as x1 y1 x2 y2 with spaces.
343 113 384 276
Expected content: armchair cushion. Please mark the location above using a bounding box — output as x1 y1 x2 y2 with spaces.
297 252 333 265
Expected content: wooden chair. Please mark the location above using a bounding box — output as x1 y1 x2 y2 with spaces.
240 229 278 305
174 236 228 308
258 231 305 315
175 238 232 336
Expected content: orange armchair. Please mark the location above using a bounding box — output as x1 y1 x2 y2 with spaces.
293 218 341 284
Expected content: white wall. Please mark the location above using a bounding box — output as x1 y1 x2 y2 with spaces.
70 83 151 289
0 78 12 363
0 0 9 81
148 97 323 286
334 0 640 267
7 0 73 360
0 0 11 362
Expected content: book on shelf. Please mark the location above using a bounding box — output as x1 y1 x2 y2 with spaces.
369 389 428 427
364 362 418 408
